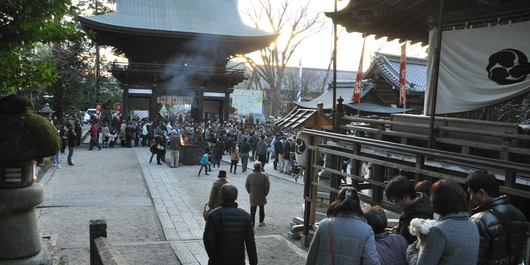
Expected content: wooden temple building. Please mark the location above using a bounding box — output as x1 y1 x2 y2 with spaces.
293 52 427 116
79 0 278 122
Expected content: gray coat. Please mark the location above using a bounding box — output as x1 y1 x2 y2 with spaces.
245 170 270 206
306 214 380 265
407 211 479 265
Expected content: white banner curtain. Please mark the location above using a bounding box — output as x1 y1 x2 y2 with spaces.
424 20 530 114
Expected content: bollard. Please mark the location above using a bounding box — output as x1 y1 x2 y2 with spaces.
90 219 107 265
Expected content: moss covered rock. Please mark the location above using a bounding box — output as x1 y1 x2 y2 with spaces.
0 95 61 162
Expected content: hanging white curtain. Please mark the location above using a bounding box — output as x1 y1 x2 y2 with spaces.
424 20 530 114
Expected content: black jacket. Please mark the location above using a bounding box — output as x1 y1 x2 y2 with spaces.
203 202 257 265
398 192 434 244
471 196 529 265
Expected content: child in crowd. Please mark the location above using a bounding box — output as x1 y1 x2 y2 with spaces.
198 151 212 176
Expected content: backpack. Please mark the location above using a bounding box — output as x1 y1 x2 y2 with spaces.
274 141 284 154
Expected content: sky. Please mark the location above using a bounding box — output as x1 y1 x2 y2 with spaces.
239 0 428 72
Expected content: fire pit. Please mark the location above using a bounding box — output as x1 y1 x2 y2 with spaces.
179 141 210 165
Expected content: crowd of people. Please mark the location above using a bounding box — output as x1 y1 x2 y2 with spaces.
47 113 528 265
202 168 528 265
303 171 529 265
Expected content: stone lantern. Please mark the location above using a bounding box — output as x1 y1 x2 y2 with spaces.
38 102 55 120
0 95 61 264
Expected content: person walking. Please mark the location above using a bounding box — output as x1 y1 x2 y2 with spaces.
66 124 77 166
257 135 268 170
407 179 480 265
198 151 212 176
245 162 270 227
88 120 101 151
168 130 181 168
207 170 230 210
229 143 240 174
306 187 380 265
465 170 529 265
239 137 251 173
154 131 167 165
274 137 285 172
212 135 224 170
203 184 257 265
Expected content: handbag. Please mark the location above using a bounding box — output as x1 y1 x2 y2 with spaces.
157 144 164 150
328 218 336 265
203 204 211 221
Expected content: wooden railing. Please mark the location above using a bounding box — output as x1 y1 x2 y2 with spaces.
299 127 530 245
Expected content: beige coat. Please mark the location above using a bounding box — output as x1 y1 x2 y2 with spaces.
230 147 240 161
207 177 230 209
245 171 270 206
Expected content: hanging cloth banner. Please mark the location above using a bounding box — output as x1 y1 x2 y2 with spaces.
399 43 407 106
96 103 102 118
352 37 366 102
424 20 530 114
116 103 122 120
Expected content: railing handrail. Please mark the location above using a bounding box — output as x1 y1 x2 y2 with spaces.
342 116 530 141
303 129 530 175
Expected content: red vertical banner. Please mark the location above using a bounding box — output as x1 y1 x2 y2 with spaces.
234 108 238 119
116 103 122 120
399 43 407 106
96 103 102 118
352 37 366 102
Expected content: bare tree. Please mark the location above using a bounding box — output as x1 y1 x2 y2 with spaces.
279 67 328 115
239 0 326 116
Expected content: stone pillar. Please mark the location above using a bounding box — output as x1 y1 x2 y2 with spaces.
0 95 61 265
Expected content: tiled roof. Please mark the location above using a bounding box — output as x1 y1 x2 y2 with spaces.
80 0 277 38
365 52 427 93
293 85 370 110
275 109 317 129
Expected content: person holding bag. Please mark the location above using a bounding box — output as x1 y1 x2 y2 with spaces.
306 187 380 265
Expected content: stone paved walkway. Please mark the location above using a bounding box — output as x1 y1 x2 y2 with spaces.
37 140 308 265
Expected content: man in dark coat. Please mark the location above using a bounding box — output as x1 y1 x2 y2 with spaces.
125 121 135 148
466 170 529 265
245 162 270 227
203 184 257 265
